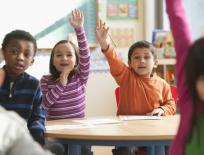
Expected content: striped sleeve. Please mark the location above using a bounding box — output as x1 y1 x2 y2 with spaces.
40 75 65 110
75 27 90 84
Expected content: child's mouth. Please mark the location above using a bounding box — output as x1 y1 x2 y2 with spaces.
60 64 69 67
15 64 24 71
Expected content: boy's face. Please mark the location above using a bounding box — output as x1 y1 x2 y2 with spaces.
2 39 35 79
196 75 204 102
128 47 158 78
53 42 76 73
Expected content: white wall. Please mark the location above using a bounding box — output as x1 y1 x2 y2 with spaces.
86 72 118 117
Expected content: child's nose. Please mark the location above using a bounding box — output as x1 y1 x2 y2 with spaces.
62 56 68 60
17 53 24 60
140 58 145 63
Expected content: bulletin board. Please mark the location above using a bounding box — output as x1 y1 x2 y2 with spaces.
107 0 138 20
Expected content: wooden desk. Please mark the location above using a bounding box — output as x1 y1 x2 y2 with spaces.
46 115 180 155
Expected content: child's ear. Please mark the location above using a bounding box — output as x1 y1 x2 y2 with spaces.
154 59 158 68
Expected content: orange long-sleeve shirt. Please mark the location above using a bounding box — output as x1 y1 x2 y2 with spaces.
104 46 176 115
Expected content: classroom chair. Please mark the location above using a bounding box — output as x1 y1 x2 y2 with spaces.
170 85 178 104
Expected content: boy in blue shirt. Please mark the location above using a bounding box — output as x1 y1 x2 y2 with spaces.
0 30 45 145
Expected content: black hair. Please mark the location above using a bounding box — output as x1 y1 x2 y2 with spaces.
128 40 157 61
1 30 37 54
49 40 79 81
185 37 204 143
185 38 204 103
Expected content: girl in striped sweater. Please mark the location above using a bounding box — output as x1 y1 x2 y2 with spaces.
40 9 92 155
40 9 90 120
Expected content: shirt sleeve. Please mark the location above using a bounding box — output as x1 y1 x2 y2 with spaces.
27 83 46 145
75 27 90 85
160 82 176 115
166 0 193 154
40 75 66 111
104 46 129 86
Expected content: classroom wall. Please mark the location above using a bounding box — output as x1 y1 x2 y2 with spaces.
85 72 118 117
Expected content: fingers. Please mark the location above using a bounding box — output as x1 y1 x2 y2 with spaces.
96 19 109 31
146 108 164 116
72 9 83 19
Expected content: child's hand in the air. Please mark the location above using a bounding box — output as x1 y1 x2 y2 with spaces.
70 9 84 29
95 19 109 51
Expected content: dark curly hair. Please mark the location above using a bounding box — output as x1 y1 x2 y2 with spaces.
1 29 37 54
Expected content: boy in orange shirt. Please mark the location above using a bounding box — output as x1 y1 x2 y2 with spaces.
95 19 176 155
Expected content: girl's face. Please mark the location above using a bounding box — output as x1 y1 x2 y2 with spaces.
53 42 76 73
128 48 158 78
196 75 204 101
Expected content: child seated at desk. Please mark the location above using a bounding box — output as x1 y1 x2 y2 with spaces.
40 9 92 155
95 19 176 155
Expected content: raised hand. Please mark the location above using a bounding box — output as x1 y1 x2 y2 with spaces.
69 9 84 29
95 19 109 51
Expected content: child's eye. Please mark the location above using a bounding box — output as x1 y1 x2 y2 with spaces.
67 54 73 57
133 56 140 60
9 49 18 54
144 56 151 59
24 53 31 58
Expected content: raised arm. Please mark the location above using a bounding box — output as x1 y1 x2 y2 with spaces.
166 0 192 90
166 0 193 155
70 9 90 84
95 19 128 85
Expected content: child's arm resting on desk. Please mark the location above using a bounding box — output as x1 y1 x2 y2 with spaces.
147 83 176 116
27 86 46 145
160 83 176 115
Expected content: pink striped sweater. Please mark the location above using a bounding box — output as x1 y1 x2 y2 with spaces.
166 0 193 155
40 27 90 120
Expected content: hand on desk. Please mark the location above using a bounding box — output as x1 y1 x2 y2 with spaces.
147 108 165 116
